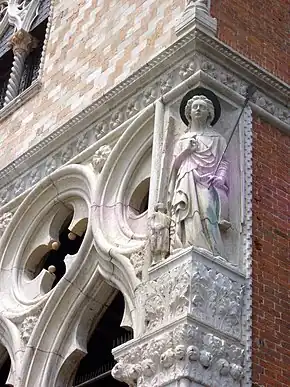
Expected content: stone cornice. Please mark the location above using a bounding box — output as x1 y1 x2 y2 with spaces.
194 31 289 103
0 28 289 205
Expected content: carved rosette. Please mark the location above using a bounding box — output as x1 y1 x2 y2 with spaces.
91 145 112 173
112 321 244 387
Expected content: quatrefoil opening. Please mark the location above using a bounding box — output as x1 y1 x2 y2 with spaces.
23 205 88 298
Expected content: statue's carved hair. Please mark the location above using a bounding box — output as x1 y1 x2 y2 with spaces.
184 95 215 126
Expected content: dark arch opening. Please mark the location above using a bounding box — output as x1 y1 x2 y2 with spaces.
129 177 150 215
0 348 11 386
74 292 132 386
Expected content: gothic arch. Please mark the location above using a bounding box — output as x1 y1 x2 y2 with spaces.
0 314 22 386
0 155 150 385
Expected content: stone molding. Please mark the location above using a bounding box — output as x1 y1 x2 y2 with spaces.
0 28 289 209
242 106 253 387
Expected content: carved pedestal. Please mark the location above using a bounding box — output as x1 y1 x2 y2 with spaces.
112 248 245 386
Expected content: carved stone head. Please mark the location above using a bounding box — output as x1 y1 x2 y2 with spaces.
216 358 230 376
141 359 155 377
160 348 175 368
186 345 200 361
175 345 186 360
199 349 212 368
185 95 215 127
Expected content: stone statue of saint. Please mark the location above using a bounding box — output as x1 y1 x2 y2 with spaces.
168 94 229 257
149 203 171 265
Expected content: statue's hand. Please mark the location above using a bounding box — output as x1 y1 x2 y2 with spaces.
187 137 199 152
208 175 225 187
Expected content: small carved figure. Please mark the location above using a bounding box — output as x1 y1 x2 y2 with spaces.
149 203 171 265
168 94 229 257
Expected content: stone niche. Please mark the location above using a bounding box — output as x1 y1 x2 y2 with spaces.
110 86 251 387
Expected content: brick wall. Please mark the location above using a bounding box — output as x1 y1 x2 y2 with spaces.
211 0 289 82
252 118 290 386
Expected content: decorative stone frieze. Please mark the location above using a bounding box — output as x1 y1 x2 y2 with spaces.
137 261 191 331
45 156 58 175
179 58 198 80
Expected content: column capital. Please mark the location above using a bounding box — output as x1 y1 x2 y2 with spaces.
10 29 37 55
112 249 246 386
